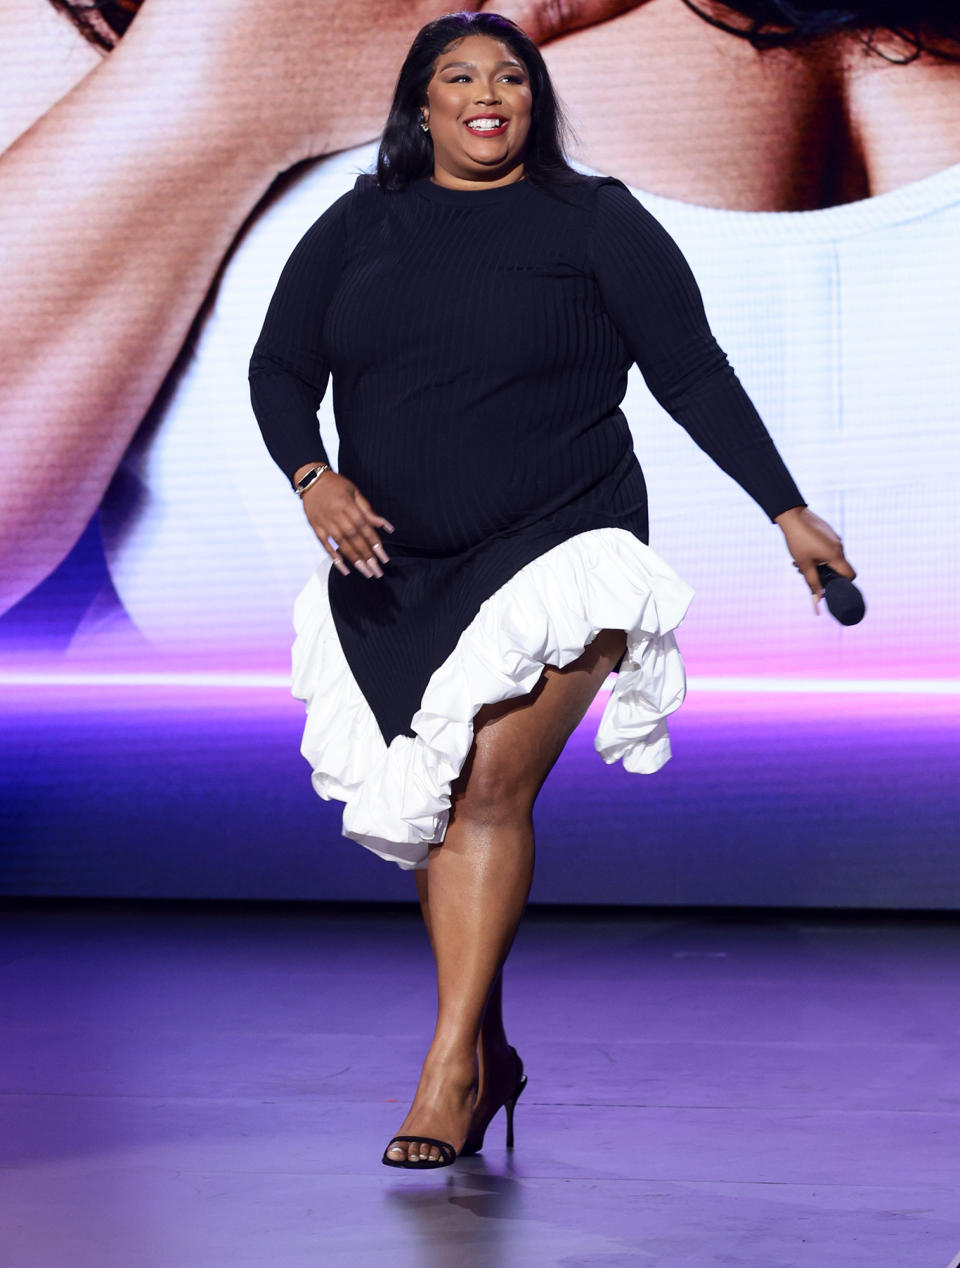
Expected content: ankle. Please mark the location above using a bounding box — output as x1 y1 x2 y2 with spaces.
423 1039 477 1081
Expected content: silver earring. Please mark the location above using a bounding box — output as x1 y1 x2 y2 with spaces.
420 116 429 132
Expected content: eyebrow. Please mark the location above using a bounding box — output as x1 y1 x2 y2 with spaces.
438 60 525 72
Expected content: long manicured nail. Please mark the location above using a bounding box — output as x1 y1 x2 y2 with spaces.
334 559 350 576
355 559 372 579
372 542 390 564
366 557 383 579
382 521 396 533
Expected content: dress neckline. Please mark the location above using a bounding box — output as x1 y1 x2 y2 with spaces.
571 157 960 245
413 174 530 207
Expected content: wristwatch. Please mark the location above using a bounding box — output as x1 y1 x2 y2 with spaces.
293 463 330 498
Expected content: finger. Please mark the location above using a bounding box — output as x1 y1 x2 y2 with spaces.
343 513 388 575
319 538 350 577
491 0 642 45
323 526 364 575
334 524 379 578
355 522 389 567
796 560 824 614
348 509 386 551
799 561 822 596
352 490 395 534
826 554 857 582
361 552 383 579
339 540 374 577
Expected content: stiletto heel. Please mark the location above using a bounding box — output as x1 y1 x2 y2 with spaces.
504 1093 518 1148
460 1046 527 1156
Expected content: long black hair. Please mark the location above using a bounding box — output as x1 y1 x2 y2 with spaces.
375 11 582 194
679 1 960 62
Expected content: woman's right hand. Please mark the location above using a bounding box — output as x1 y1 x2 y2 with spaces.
297 468 394 579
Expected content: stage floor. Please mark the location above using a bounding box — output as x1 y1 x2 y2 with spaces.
1 901 958 1267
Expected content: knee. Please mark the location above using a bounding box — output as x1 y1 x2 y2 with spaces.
449 761 536 829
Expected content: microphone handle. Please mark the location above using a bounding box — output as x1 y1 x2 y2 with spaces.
815 563 866 626
816 563 844 587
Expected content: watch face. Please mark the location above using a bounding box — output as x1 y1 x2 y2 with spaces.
296 465 327 493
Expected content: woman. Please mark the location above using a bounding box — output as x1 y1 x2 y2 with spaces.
247 11 855 1169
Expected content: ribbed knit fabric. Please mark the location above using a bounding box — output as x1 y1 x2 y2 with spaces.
248 172 805 743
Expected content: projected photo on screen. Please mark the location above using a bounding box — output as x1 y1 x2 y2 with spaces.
3 1 958 676
1 1 958 903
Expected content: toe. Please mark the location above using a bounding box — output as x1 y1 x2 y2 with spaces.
426 1143 440 1163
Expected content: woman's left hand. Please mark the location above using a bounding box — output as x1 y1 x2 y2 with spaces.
773 505 857 613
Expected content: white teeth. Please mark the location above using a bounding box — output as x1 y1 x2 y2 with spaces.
466 118 505 131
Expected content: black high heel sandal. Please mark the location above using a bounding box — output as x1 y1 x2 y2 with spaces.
459 1046 528 1156
381 1135 457 1169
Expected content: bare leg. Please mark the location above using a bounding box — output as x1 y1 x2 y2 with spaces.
385 627 627 1164
414 872 513 1142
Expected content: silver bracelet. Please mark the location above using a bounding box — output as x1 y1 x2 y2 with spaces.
293 463 330 498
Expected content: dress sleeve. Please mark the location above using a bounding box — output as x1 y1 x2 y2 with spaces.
588 181 806 521
247 188 352 484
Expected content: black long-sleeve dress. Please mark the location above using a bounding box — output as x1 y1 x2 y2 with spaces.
248 171 804 870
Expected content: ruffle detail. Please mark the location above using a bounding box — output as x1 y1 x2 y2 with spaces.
291 528 694 871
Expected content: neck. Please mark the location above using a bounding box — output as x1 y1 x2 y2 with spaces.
429 164 526 192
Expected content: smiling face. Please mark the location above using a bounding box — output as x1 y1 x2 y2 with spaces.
422 33 533 189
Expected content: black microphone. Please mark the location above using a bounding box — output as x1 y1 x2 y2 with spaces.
816 563 866 626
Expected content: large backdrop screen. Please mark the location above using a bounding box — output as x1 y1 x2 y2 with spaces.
1 1 958 904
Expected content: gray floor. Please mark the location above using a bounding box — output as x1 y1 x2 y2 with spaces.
1 900 958 1267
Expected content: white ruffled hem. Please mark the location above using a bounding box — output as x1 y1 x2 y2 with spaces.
290 527 694 871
